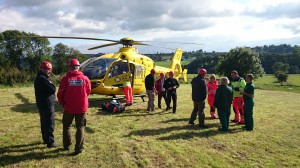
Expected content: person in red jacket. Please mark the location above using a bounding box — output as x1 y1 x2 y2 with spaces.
57 59 91 155
155 73 167 109
207 74 218 119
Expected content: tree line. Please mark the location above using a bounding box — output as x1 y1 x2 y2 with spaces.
1 29 299 85
0 30 89 85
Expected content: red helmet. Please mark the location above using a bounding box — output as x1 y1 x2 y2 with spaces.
160 73 165 77
68 59 80 67
169 71 174 76
40 61 52 70
150 69 156 74
198 68 207 75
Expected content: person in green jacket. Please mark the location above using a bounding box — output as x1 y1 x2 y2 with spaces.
213 77 233 131
241 74 255 131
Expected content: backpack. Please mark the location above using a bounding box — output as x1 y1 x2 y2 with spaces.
101 101 125 113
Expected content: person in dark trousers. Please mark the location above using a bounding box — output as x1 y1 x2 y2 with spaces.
163 71 180 113
57 59 91 155
242 74 255 131
189 68 208 128
155 73 167 109
213 77 233 131
145 69 156 111
34 61 57 148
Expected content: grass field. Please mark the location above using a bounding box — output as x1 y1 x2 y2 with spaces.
0 84 300 167
155 61 190 68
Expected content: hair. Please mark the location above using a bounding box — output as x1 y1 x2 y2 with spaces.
220 77 229 85
231 70 238 75
210 74 216 79
70 65 80 71
246 74 254 80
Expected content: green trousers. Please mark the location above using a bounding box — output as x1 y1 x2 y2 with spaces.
218 109 231 131
244 100 254 130
63 112 86 152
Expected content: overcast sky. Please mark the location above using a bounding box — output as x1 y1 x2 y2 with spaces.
0 0 299 54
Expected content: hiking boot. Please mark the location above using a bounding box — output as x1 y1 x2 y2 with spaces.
188 121 195 125
199 125 209 129
47 143 58 148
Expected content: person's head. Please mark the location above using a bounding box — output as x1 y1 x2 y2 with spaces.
198 68 207 77
169 71 174 78
231 70 238 79
246 74 254 83
68 59 80 71
210 74 216 82
160 72 165 79
40 61 52 76
220 77 229 85
150 69 156 75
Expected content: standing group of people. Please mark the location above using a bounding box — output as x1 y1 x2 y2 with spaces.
34 59 91 155
35 61 255 155
145 69 180 113
188 69 255 131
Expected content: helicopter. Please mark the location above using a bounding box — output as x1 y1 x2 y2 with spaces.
27 36 190 98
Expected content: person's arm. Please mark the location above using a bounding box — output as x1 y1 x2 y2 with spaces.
85 77 91 96
243 85 254 98
57 77 66 106
213 88 220 108
40 76 56 95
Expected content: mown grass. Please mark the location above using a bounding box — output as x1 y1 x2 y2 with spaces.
155 61 190 68
254 74 300 93
0 84 299 167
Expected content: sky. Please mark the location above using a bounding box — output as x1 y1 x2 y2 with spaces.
0 0 300 54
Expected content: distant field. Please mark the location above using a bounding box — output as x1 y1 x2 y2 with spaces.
187 74 300 93
254 74 300 93
0 85 299 167
155 61 190 68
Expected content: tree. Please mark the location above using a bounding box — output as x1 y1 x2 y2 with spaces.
216 47 264 79
52 43 88 74
272 62 290 74
2 30 27 69
23 33 52 72
275 71 288 85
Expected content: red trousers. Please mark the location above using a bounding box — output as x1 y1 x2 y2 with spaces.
232 97 244 123
124 86 133 105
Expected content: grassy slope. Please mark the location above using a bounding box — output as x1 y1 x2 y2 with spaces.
155 61 190 68
254 74 300 93
0 85 299 167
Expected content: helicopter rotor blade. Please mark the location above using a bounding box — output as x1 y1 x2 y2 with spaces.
139 40 204 45
141 44 176 51
88 42 121 50
34 36 119 43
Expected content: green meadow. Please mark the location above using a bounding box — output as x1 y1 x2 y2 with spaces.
0 81 299 167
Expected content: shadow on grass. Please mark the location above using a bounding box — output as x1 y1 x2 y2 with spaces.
11 93 64 113
127 123 243 140
0 142 66 167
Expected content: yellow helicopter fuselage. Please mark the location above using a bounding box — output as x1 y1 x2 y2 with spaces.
80 47 187 96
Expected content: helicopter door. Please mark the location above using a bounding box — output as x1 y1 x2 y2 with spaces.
103 61 132 88
131 63 146 92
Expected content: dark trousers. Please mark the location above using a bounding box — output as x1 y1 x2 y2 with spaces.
157 91 167 108
218 109 231 131
166 92 177 113
244 100 254 130
39 108 55 145
63 112 86 152
189 101 205 125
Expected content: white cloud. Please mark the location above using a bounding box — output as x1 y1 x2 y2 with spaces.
0 0 299 53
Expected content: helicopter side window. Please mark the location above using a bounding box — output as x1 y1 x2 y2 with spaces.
81 58 116 80
108 62 129 78
135 65 145 79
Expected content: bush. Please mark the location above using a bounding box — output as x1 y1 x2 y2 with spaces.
0 67 35 86
275 71 288 85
